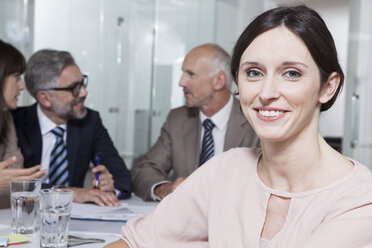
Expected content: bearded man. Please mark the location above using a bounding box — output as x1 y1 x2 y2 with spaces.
12 49 131 206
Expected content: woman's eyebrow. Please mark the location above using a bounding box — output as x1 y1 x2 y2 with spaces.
282 61 309 68
239 61 309 69
240 61 260 69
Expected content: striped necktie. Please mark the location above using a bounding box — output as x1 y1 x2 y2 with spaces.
199 119 215 166
48 126 69 186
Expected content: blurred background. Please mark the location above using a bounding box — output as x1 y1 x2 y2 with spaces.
1 0 370 170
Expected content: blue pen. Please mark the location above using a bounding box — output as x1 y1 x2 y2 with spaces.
95 153 101 188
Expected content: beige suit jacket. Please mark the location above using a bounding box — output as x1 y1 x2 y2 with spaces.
0 114 24 208
132 97 259 200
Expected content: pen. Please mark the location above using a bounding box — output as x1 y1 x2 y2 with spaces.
95 153 101 189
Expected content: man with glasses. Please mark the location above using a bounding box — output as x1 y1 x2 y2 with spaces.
12 49 131 206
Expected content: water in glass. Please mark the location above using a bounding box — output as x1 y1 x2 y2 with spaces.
11 191 39 234
40 207 70 248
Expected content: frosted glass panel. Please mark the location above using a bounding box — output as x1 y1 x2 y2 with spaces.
343 0 372 169
0 0 33 55
33 0 155 166
150 0 216 145
0 0 34 106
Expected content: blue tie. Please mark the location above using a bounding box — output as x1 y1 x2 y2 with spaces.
48 127 69 186
199 119 215 166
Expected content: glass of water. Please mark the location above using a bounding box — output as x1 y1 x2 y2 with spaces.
10 179 41 234
39 188 74 248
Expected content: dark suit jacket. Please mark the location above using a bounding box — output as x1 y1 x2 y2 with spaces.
12 104 131 199
132 97 260 200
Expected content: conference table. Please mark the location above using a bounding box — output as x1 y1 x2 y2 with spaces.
0 194 158 247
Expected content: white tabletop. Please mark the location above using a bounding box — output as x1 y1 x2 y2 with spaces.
0 194 158 247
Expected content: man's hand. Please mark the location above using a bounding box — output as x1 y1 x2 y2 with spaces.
71 187 120 207
171 177 186 191
105 239 129 248
154 176 186 200
0 156 47 191
90 165 115 192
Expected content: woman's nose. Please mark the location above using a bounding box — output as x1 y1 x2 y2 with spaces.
258 77 280 103
18 79 25 91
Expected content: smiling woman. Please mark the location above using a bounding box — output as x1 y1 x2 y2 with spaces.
237 26 338 142
105 5 372 248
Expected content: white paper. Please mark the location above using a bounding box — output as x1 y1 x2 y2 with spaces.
71 202 141 222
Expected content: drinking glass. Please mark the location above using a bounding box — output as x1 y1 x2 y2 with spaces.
10 179 41 234
39 188 74 248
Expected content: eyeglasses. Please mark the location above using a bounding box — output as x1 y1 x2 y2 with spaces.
42 75 88 97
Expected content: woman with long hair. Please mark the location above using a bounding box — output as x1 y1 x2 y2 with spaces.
0 40 46 208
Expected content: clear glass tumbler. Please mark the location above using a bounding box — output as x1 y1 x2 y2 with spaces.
10 179 41 234
39 188 74 248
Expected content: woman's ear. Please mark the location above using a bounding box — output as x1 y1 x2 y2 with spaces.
319 72 340 104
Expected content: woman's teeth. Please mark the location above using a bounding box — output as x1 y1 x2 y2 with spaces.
259 110 283 117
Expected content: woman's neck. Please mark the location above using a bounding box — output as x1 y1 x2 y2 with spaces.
258 130 351 193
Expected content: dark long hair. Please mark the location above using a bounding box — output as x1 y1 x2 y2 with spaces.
0 40 26 144
231 5 344 112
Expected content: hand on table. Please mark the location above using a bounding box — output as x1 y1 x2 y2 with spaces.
71 187 120 207
90 165 114 192
0 156 47 191
154 176 187 200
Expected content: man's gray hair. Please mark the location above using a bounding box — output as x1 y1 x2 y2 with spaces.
208 44 233 89
25 49 76 99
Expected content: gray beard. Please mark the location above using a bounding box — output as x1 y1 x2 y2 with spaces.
51 97 87 120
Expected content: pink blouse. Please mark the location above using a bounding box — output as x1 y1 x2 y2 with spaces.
122 148 372 247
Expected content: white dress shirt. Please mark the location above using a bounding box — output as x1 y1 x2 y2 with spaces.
37 104 67 183
150 95 234 201
199 94 233 155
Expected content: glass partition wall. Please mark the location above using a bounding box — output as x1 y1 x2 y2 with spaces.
0 0 35 106
343 0 372 170
0 0 221 168
149 0 216 146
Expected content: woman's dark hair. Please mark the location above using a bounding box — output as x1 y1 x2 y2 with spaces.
0 40 26 144
231 5 344 112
